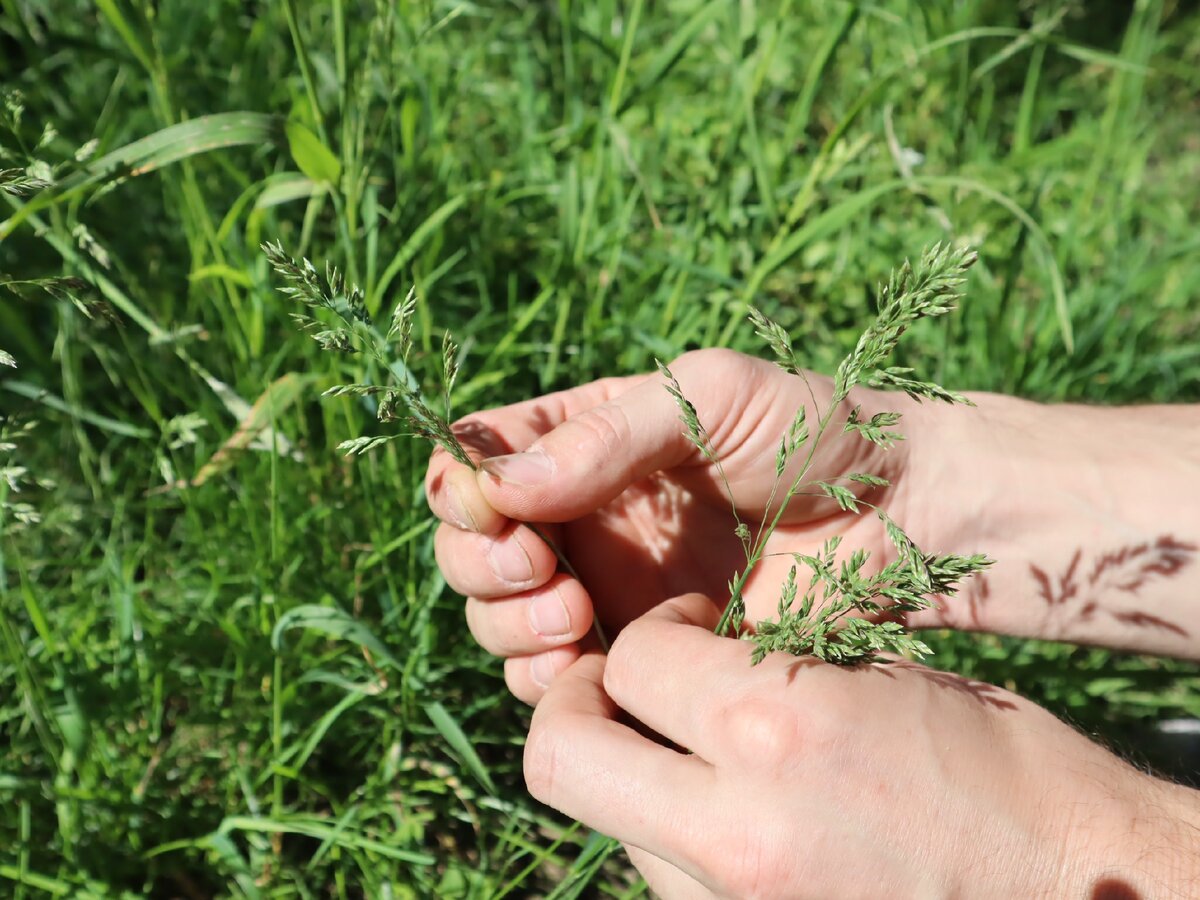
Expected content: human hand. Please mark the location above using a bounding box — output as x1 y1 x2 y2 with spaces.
524 593 1200 898
425 348 931 702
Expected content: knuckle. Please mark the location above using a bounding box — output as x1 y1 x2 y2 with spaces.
594 375 633 401
721 696 810 775
563 403 632 459
671 346 744 374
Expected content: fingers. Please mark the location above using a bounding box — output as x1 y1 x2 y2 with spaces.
434 521 560 599
623 845 713 899
465 574 595 656
476 374 700 523
602 592 797 763
524 653 714 865
427 464 507 535
504 647 582 705
425 376 646 535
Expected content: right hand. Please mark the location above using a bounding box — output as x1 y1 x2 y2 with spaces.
524 593 1199 899
425 349 933 702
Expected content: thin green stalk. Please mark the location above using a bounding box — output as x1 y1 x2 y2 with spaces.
281 0 328 142
715 399 838 635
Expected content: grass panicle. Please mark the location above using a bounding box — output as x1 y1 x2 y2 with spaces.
670 244 992 665
266 241 604 647
0 417 42 531
264 240 474 468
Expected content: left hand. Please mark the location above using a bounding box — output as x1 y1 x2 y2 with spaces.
524 593 1200 898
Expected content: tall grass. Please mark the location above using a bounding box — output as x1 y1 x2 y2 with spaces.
2 1 1200 894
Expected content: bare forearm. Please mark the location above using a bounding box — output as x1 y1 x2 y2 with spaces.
908 395 1200 657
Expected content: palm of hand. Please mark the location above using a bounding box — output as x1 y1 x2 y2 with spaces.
554 353 901 634
562 468 895 637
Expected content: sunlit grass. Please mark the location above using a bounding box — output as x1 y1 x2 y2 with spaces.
2 0 1200 894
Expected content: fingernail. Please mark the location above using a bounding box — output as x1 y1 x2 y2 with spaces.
528 586 571 637
445 483 479 531
479 450 555 486
530 653 556 688
486 534 534 585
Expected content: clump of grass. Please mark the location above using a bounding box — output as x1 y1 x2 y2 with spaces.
663 243 992 665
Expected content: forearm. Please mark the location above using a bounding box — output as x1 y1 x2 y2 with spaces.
907 394 1200 657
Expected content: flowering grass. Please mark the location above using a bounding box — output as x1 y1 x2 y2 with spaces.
2 1 1200 895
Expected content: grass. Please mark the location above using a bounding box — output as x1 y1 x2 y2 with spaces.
2 0 1200 894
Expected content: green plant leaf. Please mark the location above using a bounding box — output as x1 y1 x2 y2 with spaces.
271 603 400 669
1 112 285 237
255 171 327 209
423 701 497 795
285 121 341 185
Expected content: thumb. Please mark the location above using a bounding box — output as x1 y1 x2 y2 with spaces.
634 591 723 632
475 375 696 522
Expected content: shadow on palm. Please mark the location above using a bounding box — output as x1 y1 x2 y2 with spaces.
562 472 895 637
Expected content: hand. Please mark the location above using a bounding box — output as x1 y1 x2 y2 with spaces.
525 594 1200 899
425 349 928 702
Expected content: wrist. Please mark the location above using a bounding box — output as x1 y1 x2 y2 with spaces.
903 394 1200 654
1063 772 1200 897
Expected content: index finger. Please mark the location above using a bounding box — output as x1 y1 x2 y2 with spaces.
602 593 832 766
524 652 713 869
424 374 647 534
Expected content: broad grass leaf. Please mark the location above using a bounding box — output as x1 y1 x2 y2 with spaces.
285 121 342 185
255 171 326 209
272 603 401 670
1 112 284 238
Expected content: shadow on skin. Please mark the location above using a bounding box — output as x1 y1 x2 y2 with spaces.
956 536 1196 641
780 655 1020 712
443 409 751 636
1092 878 1140 900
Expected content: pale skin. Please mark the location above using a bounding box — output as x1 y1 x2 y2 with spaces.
424 348 1200 897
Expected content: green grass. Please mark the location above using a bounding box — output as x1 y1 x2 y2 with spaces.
3 0 1200 894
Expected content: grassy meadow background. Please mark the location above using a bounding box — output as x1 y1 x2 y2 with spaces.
3 0 1200 895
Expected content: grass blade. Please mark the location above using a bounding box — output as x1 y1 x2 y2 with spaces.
1 112 284 237
370 195 468 313
272 603 402 671
423 701 497 795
